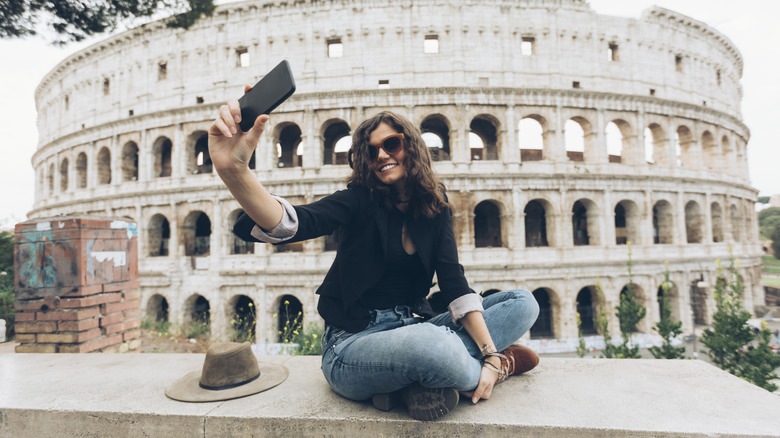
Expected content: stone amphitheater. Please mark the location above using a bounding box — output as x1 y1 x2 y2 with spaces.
31 0 762 344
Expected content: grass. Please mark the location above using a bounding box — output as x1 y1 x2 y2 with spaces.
762 277 780 288
762 255 780 275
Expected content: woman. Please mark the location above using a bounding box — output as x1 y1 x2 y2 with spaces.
209 94 540 421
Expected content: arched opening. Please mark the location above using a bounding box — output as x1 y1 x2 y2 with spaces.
275 124 303 168
277 295 303 342
76 152 88 188
685 201 703 244
576 286 597 335
333 137 351 166
653 201 674 244
524 200 549 247
619 284 645 333
518 116 544 162
190 132 212 174
657 281 681 324
530 288 553 338
729 204 741 243
121 141 139 181
721 135 732 172
572 199 598 246
230 295 255 343
692 280 710 326
323 120 351 165
474 200 502 248
420 115 451 161
60 158 69 192
153 137 173 177
47 163 55 194
710 202 724 243
645 124 666 165
97 147 111 185
182 211 211 256
675 125 693 168
470 116 499 161
564 118 586 162
148 214 170 257
615 200 639 245
701 131 717 170
184 294 211 324
228 210 254 255
605 121 623 163
146 294 169 323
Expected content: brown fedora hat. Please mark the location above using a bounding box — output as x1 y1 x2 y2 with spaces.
165 342 289 402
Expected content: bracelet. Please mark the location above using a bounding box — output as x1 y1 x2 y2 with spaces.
480 343 497 357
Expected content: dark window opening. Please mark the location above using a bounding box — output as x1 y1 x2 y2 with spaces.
572 201 589 246
530 289 553 338
577 287 596 335
421 116 451 161
470 117 499 161
277 295 303 342
524 201 548 247
474 201 502 248
572 81 580 89
148 214 170 257
323 122 351 165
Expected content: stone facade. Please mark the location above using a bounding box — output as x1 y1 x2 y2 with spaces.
31 0 761 342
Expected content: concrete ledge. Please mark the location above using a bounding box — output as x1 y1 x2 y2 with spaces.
1 353 779 437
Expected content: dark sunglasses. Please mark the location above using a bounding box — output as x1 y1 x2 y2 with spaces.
368 133 405 161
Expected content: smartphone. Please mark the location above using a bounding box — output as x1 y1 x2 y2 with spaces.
237 60 296 132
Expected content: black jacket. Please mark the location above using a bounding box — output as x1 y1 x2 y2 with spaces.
233 184 473 332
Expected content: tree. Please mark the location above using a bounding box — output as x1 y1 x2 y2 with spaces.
740 322 780 392
758 207 780 241
0 0 215 45
611 242 645 358
649 262 686 359
771 223 780 260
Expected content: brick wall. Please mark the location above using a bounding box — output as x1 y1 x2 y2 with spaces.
13 217 140 353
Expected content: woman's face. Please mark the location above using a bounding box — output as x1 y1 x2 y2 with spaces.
368 122 408 191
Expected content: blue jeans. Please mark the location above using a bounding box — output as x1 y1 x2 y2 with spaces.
320 289 540 401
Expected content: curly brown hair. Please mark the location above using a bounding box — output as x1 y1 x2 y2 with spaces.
347 111 447 218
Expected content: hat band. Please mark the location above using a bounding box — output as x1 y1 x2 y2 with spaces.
198 372 260 391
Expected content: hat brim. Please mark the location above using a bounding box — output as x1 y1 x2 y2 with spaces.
165 362 289 403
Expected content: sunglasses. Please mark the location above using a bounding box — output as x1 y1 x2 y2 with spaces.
368 133 405 161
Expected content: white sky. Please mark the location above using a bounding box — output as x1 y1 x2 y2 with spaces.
1 0 777 226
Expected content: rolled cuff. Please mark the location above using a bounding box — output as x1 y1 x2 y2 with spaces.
448 293 484 324
249 196 299 243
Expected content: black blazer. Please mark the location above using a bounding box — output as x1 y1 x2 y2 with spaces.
233 184 473 332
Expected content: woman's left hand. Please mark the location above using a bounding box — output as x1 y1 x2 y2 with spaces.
461 357 500 404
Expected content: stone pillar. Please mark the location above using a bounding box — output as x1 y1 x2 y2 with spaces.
13 217 141 353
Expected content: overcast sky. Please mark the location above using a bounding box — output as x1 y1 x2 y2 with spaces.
0 0 777 227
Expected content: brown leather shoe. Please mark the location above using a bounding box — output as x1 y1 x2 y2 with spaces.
500 345 539 376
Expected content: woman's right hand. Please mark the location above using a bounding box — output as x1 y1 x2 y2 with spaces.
208 85 269 174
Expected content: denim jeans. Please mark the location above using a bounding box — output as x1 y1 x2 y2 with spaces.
320 289 539 401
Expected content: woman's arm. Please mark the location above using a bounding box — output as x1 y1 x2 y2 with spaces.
460 311 502 404
208 88 283 230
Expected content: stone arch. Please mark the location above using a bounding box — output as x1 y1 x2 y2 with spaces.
518 115 545 162
322 119 351 165
47 163 55 194
614 200 640 245
97 147 111 185
685 201 703 244
692 280 710 326
153 136 173 177
228 209 254 255
121 141 139 181
619 283 645 333
701 131 717 170
228 294 255 342
606 119 632 163
59 158 69 192
721 135 733 172
182 211 211 256
274 123 303 168
474 200 503 248
76 152 88 188
146 293 169 322
188 131 212 174
572 198 600 246
277 294 303 342
148 214 170 257
729 204 741 243
524 199 553 247
657 280 681 325
675 125 694 168
530 287 556 338
184 293 211 324
742 204 753 242
420 114 451 161
469 115 500 161
645 123 666 165
564 118 585 161
711 202 724 243
576 286 599 335
652 200 674 244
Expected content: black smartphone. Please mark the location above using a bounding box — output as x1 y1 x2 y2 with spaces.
237 60 296 132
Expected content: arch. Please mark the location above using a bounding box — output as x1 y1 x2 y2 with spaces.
711 202 724 243
675 125 694 168
524 199 550 247
97 147 111 185
228 295 255 342
184 293 211 324
576 286 598 335
153 136 173 177
518 115 545 162
274 123 303 168
721 135 733 172
420 114 451 161
148 214 170 257
701 131 717 170
652 201 674 244
645 123 666 165
146 294 169 322
59 158 69 192
530 288 554 338
565 117 592 162
334 136 351 166
228 209 254 254
322 119 351 165
572 199 599 246
729 204 741 243
692 280 710 326
188 131 212 174
277 294 303 342
657 280 681 324
47 163 55 194
182 211 211 256
619 283 645 333
684 201 703 244
469 115 499 161
121 141 139 181
474 200 503 248
614 200 639 245
76 152 88 188
605 120 628 163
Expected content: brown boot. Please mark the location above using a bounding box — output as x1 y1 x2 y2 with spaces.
500 345 539 378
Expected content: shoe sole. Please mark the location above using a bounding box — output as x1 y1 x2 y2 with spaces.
372 391 401 411
402 385 459 421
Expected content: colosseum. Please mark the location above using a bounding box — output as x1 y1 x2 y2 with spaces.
30 0 763 345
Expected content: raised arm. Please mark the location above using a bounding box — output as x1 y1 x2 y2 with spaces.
208 86 283 230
